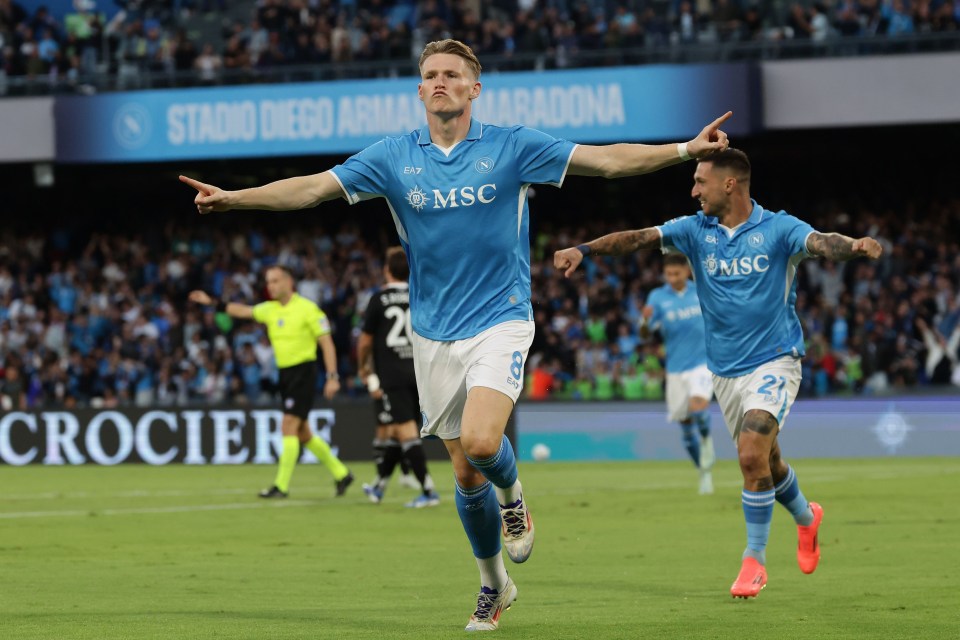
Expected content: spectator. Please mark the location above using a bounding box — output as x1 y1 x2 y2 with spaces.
37 28 59 66
888 0 916 35
787 3 814 39
810 3 832 41
674 1 699 43
713 0 743 41
0 362 26 410
194 42 220 84
835 1 862 36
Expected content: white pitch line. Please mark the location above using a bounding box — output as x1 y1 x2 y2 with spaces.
0 500 315 520
534 466 960 496
1 487 261 501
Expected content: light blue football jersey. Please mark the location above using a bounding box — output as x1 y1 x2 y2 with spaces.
646 280 707 374
657 201 817 378
330 119 576 341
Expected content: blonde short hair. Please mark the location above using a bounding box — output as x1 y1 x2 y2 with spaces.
418 39 482 79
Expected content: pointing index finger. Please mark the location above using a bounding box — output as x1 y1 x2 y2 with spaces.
708 111 733 130
179 175 212 194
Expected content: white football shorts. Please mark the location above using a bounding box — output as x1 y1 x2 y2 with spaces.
712 356 802 441
413 320 534 440
665 364 714 423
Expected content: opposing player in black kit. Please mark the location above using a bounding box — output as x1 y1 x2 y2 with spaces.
358 247 439 508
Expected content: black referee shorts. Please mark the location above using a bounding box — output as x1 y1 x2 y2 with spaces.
278 361 317 421
374 382 420 427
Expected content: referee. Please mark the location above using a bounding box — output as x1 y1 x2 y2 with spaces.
358 247 438 507
190 265 353 498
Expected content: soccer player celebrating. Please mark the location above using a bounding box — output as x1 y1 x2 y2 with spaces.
641 254 716 495
180 39 730 630
189 265 354 499
358 247 439 508
555 148 883 599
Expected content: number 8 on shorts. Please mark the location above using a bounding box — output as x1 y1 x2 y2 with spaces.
510 351 523 380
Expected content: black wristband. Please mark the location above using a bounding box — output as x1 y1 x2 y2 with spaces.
576 243 592 257
216 301 227 314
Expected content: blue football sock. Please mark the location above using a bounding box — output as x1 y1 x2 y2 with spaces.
680 421 701 467
775 465 814 526
467 435 518 490
690 409 711 439
741 489 776 565
455 480 501 559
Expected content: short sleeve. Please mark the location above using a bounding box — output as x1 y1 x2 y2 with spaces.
361 294 381 335
252 302 271 324
656 215 699 257
777 212 817 257
308 305 331 339
329 140 392 205
511 127 577 186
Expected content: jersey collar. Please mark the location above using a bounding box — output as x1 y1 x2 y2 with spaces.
745 200 765 226
701 199 766 232
670 280 692 297
417 118 484 146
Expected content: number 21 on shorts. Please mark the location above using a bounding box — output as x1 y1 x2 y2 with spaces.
757 374 786 405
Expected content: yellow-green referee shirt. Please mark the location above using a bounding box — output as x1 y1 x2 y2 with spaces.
252 294 332 369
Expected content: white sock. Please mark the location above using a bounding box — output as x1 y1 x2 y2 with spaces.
495 479 523 507
476 553 508 591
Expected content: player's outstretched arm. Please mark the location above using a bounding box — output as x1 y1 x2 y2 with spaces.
188 290 255 319
568 112 732 178
179 171 344 215
806 233 883 261
554 228 662 278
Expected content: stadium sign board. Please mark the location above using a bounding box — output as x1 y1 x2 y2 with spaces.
55 64 758 162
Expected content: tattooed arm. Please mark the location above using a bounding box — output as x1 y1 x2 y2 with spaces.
585 228 664 256
554 228 662 278
805 232 883 261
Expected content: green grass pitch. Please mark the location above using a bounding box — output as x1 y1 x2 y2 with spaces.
2 458 958 639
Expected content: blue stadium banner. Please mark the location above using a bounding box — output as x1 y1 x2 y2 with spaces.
517 398 960 461
55 64 758 163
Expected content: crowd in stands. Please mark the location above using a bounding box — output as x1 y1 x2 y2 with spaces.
2 0 959 90
1 197 958 410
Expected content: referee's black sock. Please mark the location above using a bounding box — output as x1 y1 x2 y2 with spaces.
375 439 403 491
400 439 432 495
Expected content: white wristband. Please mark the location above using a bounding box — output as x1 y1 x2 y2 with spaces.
366 374 381 393
677 142 692 162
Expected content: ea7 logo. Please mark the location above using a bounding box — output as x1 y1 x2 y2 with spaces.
705 234 718 244
403 167 423 174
